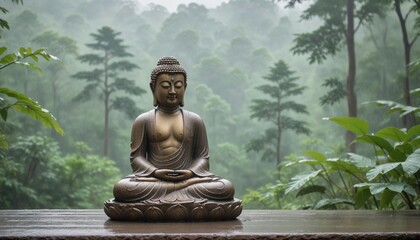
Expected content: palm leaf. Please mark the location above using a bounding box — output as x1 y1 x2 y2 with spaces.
285 170 322 195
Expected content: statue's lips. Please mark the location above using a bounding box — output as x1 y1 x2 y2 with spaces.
167 96 177 100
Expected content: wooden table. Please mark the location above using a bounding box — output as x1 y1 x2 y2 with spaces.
1 210 419 239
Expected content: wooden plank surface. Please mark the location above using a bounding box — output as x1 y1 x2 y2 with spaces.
0 210 419 239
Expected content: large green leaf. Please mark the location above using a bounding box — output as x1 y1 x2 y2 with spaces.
410 88 420 96
355 135 394 154
298 159 322 165
388 149 407 162
366 163 401 181
313 198 354 209
296 185 326 197
406 124 420 142
304 150 327 163
285 170 322 195
326 158 361 176
0 53 15 65
380 188 397 209
372 183 417 196
0 47 7 55
354 182 417 197
375 127 406 142
366 100 419 117
326 116 369 135
410 138 420 149
346 153 376 168
0 88 64 135
401 149 420 176
354 187 371 209
395 142 413 155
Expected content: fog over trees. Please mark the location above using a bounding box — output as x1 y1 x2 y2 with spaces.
1 0 419 209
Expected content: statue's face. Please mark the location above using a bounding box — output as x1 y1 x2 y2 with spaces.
154 73 185 108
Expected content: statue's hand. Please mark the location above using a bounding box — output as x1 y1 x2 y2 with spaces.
173 169 193 181
154 169 193 182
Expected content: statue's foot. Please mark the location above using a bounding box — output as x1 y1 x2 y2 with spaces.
159 188 206 204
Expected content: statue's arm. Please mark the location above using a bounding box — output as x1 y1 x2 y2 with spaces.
130 112 157 176
188 113 214 177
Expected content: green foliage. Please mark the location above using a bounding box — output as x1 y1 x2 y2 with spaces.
0 47 59 72
0 0 22 35
285 170 322 195
243 181 286 209
0 88 64 135
291 0 386 64
1 135 61 208
247 60 310 170
325 116 369 135
245 115 420 210
365 93 420 118
319 78 346 106
0 46 62 149
0 137 121 209
283 117 420 209
57 142 121 208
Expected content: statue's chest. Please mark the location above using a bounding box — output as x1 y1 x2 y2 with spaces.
154 113 184 142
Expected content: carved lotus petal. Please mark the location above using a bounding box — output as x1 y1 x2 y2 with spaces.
104 205 121 219
226 204 242 219
209 206 225 220
166 204 188 221
190 206 208 220
122 207 143 220
145 206 164 221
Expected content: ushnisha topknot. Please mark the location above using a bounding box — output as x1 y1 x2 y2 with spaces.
150 56 187 90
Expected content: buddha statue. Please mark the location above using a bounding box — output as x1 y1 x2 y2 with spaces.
104 57 242 221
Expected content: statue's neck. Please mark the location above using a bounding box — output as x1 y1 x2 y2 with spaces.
157 106 181 114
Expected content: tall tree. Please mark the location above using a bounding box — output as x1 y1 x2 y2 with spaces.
246 60 310 176
393 0 419 128
286 0 385 152
72 26 144 157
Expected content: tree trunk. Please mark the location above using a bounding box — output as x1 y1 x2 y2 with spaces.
395 0 416 128
276 115 282 179
103 52 109 157
346 0 357 153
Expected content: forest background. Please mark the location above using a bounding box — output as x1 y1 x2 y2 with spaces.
0 0 419 209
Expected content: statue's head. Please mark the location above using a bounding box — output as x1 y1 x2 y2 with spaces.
150 56 187 107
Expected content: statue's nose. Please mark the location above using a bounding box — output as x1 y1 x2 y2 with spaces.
169 85 175 93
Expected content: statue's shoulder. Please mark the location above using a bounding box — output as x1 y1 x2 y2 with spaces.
132 109 154 126
182 109 204 124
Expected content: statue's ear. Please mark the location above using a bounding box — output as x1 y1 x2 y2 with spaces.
150 83 157 106
153 95 157 106
180 82 186 107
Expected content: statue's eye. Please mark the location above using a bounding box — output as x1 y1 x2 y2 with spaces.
175 81 183 88
161 82 170 88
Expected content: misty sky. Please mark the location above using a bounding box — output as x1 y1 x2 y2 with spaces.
137 0 229 12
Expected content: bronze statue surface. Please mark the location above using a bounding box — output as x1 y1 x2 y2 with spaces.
104 56 242 221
